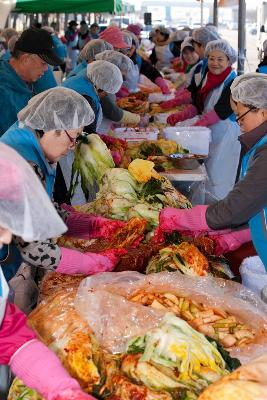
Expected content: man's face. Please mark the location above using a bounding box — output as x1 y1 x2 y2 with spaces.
91 26 100 35
22 54 48 82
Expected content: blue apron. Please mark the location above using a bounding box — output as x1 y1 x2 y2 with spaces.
1 122 56 198
241 134 267 269
66 60 87 78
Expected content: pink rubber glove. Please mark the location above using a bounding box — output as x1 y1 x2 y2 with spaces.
167 104 198 126
161 88 191 109
65 212 125 240
159 206 210 233
155 77 171 95
213 228 252 256
116 86 130 99
9 339 84 400
194 110 220 127
56 247 125 275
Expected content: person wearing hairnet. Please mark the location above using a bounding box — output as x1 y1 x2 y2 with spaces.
149 26 183 70
94 51 146 132
0 28 18 61
168 40 240 200
160 27 221 111
121 30 170 94
62 60 123 134
164 37 200 86
0 143 97 400
0 87 124 281
157 73 267 268
68 39 113 78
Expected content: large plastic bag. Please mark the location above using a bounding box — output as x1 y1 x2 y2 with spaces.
75 271 267 362
240 256 267 297
29 288 102 392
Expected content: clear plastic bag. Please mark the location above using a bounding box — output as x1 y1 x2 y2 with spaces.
75 271 267 362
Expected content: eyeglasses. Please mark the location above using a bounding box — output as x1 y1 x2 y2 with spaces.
64 130 79 147
236 106 257 123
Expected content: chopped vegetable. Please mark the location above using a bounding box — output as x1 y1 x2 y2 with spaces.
146 243 209 276
125 313 229 396
129 291 256 349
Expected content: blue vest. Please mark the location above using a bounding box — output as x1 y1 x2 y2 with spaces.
241 134 267 269
66 60 87 78
62 69 100 122
1 122 56 198
258 65 267 74
136 54 142 70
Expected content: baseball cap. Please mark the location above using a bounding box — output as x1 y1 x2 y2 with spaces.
14 28 63 65
100 26 128 49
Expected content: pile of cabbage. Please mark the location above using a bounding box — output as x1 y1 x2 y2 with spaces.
79 168 191 230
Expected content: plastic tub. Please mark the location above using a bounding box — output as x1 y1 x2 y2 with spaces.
113 127 159 142
240 256 267 297
163 126 211 156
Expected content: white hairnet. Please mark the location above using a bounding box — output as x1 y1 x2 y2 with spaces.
181 37 194 53
18 87 95 131
78 39 113 62
231 73 267 108
173 30 189 42
8 34 18 52
121 31 133 48
87 60 123 94
95 50 134 75
205 39 237 65
192 27 221 47
0 143 66 241
124 30 139 49
206 24 218 33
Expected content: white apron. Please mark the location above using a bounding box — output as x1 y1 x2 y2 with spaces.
124 64 140 92
203 73 241 202
155 44 174 70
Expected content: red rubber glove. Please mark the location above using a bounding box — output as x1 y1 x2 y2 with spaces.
161 88 191 109
155 77 171 95
194 110 220 127
167 104 198 126
212 228 251 256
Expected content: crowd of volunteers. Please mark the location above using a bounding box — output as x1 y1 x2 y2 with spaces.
1 16 267 400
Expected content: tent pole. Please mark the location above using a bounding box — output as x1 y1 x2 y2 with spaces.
213 0 218 27
237 0 246 75
200 0 204 26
